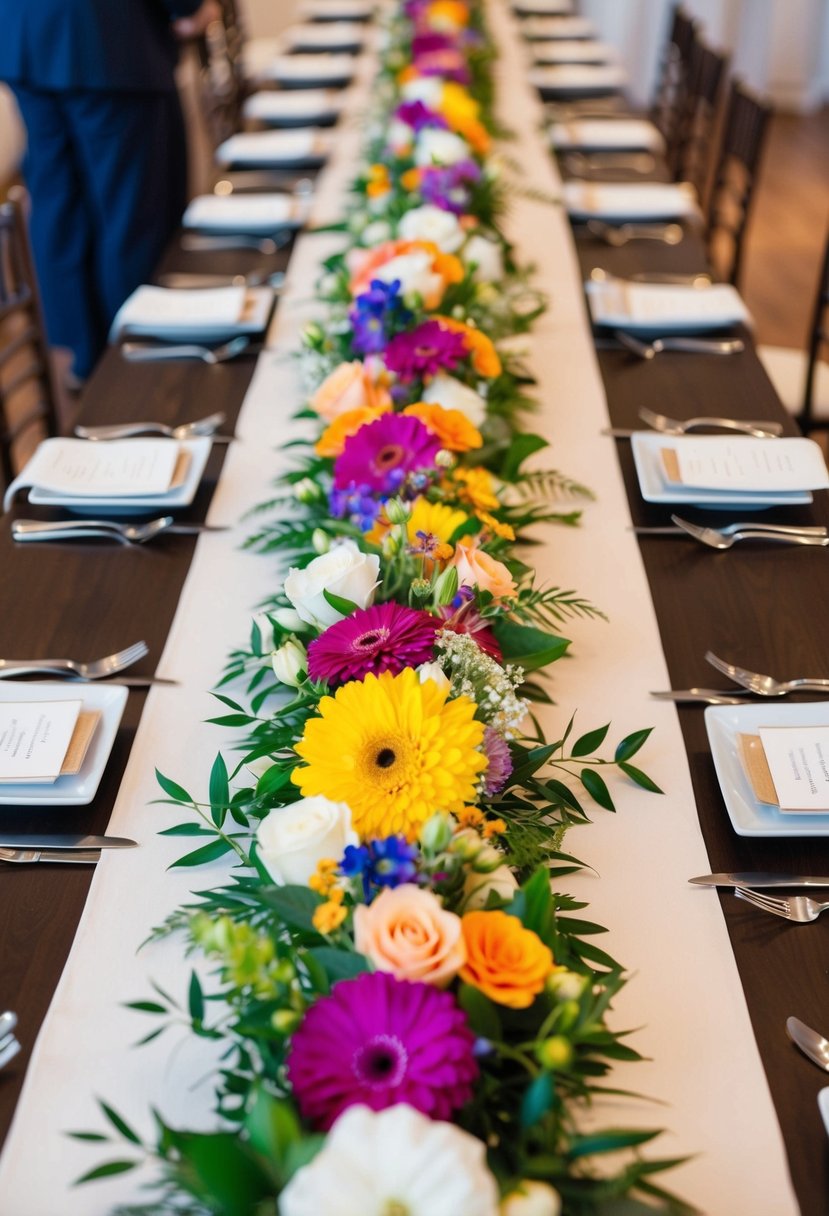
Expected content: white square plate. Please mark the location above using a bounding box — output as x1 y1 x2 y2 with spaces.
563 180 699 221
586 278 750 333
300 0 373 19
215 129 330 168
286 22 364 51
550 118 665 152
521 16 596 40
242 88 340 126
27 437 212 515
182 194 307 234
0 682 128 806
530 63 627 94
819 1089 829 1136
630 432 813 508
262 54 355 87
514 0 573 14
111 286 273 343
706 702 829 836
533 40 615 65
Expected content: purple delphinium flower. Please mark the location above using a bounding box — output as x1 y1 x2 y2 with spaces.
349 278 413 355
383 320 467 382
307 602 438 686
341 835 421 901
394 99 447 132
286 971 478 1129
334 413 441 493
482 726 513 796
420 160 481 214
329 483 382 531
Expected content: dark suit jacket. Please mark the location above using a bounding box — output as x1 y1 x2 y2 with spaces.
0 0 203 91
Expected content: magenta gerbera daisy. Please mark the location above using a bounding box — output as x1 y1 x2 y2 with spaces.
286 970 478 1129
383 320 468 382
334 413 441 493
307 602 439 686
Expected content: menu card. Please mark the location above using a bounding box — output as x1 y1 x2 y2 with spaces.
183 194 301 232
0 699 82 783
746 726 829 812
115 285 247 334
660 437 829 493
587 280 749 328
13 437 180 499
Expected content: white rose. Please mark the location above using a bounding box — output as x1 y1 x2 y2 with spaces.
256 796 357 886
272 606 305 632
415 127 471 167
373 251 443 308
500 1182 562 1216
399 204 465 252
417 661 451 691
284 539 380 630
463 234 504 283
386 118 414 155
361 219 392 246
400 76 444 108
463 863 519 911
422 373 487 428
272 638 307 688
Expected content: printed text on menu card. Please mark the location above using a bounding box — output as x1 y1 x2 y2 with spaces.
758 725 829 812
672 438 829 492
0 700 83 783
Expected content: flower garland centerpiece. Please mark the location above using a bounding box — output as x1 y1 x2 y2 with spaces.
77 1 690 1213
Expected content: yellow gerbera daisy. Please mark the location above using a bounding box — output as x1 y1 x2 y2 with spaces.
293 668 487 840
450 466 501 511
407 496 469 544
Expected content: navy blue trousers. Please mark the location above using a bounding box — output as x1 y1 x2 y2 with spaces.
12 86 187 378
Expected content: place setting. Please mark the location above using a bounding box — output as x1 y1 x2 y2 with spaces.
252 52 357 89
518 15 598 42
299 0 374 22
242 87 342 128
215 126 332 171
529 60 628 100
282 20 365 54
531 38 618 66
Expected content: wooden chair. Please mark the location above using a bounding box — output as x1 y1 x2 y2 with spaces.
194 15 246 152
759 227 829 432
671 40 729 204
0 186 61 490
651 6 698 160
705 79 771 286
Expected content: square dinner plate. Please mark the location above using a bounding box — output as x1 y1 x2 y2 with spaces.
262 54 355 88
630 432 813 509
585 279 750 333
182 193 307 234
0 682 128 807
706 702 829 836
242 89 341 127
530 63 627 95
563 180 699 221
215 129 330 169
28 436 212 515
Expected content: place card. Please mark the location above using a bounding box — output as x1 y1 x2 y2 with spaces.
0 699 82 783
659 437 829 493
13 438 181 499
586 279 749 329
740 727 829 812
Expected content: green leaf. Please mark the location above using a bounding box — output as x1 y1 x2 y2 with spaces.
207 713 256 728
188 971 205 1024
245 1087 301 1180
322 588 358 617
98 1102 142 1146
255 764 294 800
155 769 192 804
500 432 549 481
158 823 215 837
305 947 369 983
614 728 653 763
125 1000 168 1015
67 1131 109 1143
261 884 323 933
164 1132 276 1214
208 753 230 823
520 1071 554 1128
618 761 663 794
169 839 233 869
75 1159 137 1184
492 619 569 671
580 768 615 811
457 983 503 1042
508 867 554 944
569 1128 660 1159
571 723 610 757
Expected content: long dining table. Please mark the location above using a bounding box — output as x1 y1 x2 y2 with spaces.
0 3 827 1213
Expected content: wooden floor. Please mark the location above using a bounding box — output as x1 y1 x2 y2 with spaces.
741 106 829 349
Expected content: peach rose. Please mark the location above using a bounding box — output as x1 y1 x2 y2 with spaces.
309 362 393 423
353 884 466 988
460 909 553 1009
451 540 517 600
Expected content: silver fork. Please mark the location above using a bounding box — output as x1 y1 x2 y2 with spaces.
0 1012 20 1071
75 411 226 441
179 233 289 253
640 407 782 439
705 650 829 696
11 517 228 545
734 886 829 923
671 515 829 550
585 220 684 246
614 330 744 359
0 641 148 680
120 336 250 364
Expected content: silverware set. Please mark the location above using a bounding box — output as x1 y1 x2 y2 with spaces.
0 1012 20 1071
652 651 829 704
0 641 174 686
75 411 229 442
610 330 744 359
607 407 781 439
584 219 685 246
0 834 136 866
12 516 228 546
119 335 251 364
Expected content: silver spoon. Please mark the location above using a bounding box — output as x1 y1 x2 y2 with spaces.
12 517 229 545
156 270 286 290
586 219 684 246
614 330 744 359
590 266 711 289
179 233 290 254
75 411 227 441
787 1017 829 1072
120 336 250 364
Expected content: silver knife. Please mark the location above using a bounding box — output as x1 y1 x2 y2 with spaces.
690 873 829 888
786 1017 829 1071
0 847 101 864
0 834 136 850
158 271 286 290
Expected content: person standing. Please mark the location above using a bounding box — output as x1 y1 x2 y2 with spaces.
0 0 221 383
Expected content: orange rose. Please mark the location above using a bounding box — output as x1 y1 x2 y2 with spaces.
354 885 466 988
451 540 517 600
460 910 553 1009
315 405 390 457
434 316 502 378
309 361 393 423
403 402 482 452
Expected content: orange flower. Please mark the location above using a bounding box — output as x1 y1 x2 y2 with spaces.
460 910 554 1009
426 0 470 29
366 163 391 198
403 402 482 452
309 361 393 423
451 466 500 511
475 510 515 541
315 405 390 457
348 240 462 304
401 167 422 192
451 539 517 600
434 316 502 378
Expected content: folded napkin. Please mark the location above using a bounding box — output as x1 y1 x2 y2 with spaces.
530 63 628 90
521 17 598 40
264 54 355 82
183 193 306 233
300 0 373 16
216 129 328 166
550 118 665 152
287 21 364 48
533 40 615 64
563 180 699 220
242 89 340 123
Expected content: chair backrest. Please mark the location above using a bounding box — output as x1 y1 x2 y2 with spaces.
672 39 729 202
706 79 771 286
652 6 698 154
0 186 61 489
800 227 829 428
195 13 246 151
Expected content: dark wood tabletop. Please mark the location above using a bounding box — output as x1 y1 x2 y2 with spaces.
1 116 827 1216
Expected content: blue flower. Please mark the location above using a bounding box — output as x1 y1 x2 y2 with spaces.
349 278 413 354
340 836 421 901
